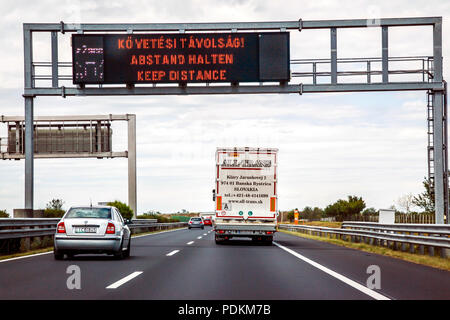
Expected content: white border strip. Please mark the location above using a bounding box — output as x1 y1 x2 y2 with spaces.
106 271 143 289
273 241 391 300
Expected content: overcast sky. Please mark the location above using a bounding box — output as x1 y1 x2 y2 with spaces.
1 0 449 215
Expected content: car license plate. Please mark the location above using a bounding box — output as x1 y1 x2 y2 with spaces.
75 227 97 233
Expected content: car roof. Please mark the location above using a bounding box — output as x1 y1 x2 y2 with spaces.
68 206 115 211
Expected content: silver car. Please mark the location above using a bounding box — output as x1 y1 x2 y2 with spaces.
53 206 131 260
188 217 204 229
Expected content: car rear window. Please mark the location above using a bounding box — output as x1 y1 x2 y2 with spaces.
191 218 202 221
65 208 112 219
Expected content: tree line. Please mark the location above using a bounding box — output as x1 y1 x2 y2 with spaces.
285 177 437 222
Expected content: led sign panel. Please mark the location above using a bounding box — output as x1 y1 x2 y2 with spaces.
72 33 289 84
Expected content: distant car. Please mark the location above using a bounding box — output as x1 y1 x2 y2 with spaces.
188 217 204 229
53 206 132 260
203 217 212 226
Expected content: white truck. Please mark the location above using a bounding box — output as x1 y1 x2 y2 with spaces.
213 147 278 244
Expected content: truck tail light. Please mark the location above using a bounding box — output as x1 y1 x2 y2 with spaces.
266 231 273 235
57 222 66 234
106 222 115 234
217 230 225 234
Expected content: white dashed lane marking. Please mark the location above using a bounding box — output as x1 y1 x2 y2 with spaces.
166 250 180 256
106 272 143 289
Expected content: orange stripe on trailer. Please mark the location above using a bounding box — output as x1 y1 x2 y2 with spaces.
270 197 276 212
217 196 222 211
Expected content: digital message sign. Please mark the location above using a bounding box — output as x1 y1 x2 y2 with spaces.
72 33 290 84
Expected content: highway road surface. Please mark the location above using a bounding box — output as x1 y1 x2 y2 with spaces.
0 227 449 300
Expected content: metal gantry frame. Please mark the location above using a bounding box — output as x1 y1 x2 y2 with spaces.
22 17 447 222
1 114 137 216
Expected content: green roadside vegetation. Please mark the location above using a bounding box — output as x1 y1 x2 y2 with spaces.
137 213 182 223
279 228 450 272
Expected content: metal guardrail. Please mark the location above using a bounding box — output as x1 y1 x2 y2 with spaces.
0 218 186 240
342 222 450 234
278 223 450 258
33 56 433 87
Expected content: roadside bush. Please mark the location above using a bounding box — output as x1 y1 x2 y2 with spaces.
44 198 66 217
43 208 65 218
107 201 134 220
137 213 180 223
0 210 10 218
30 238 42 250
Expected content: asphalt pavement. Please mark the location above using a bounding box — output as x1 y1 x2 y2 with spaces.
0 227 449 300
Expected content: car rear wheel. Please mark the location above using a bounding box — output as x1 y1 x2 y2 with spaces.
54 249 64 260
114 238 128 260
123 238 131 258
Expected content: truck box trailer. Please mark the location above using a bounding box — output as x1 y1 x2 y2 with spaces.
213 147 278 244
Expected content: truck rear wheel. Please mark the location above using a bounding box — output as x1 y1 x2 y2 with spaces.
215 236 224 244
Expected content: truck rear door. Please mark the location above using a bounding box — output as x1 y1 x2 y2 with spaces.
215 148 278 220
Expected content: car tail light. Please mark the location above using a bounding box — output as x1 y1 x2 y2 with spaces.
57 222 66 234
189 221 193 224
106 222 115 234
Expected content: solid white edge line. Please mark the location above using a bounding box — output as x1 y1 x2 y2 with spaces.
166 250 180 256
106 271 143 289
0 251 53 263
273 241 391 300
187 241 194 245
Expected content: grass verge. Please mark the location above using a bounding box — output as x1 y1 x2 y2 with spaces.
0 227 186 261
279 229 450 272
